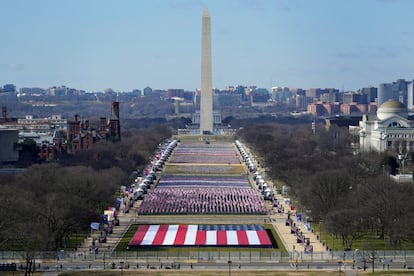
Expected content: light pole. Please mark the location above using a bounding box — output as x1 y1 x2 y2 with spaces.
338 261 343 275
228 260 232 276
292 245 295 261
120 261 124 276
353 249 358 269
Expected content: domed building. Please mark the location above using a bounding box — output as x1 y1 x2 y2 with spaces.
358 100 414 152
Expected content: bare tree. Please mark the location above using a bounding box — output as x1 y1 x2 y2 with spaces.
359 176 414 248
324 207 365 250
299 169 351 220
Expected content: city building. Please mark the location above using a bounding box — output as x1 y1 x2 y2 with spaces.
143 86 152 96
320 90 338 104
342 103 367 115
250 88 270 104
215 92 242 107
306 88 324 99
0 129 19 163
271 87 291 103
49 86 67 96
166 89 185 99
67 101 121 152
307 102 341 116
342 92 361 105
360 86 377 104
0 106 66 145
406 81 414 110
355 100 414 152
377 79 408 107
2 84 16 93
307 102 328 116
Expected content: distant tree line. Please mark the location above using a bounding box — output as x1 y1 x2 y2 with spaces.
238 123 414 250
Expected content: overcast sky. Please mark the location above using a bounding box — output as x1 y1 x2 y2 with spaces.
1 0 414 92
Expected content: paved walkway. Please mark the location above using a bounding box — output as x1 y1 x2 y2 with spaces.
345 270 358 276
268 194 327 254
77 194 141 255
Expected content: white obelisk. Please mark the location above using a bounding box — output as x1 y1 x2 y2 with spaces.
199 7 213 134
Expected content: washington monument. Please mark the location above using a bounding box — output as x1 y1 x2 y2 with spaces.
199 7 214 134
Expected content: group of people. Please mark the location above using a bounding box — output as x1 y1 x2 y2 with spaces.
285 213 313 254
273 200 285 214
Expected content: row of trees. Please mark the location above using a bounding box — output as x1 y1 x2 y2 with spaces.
0 124 174 273
238 123 414 250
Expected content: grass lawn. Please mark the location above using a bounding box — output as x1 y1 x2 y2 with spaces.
62 232 88 249
311 224 414 251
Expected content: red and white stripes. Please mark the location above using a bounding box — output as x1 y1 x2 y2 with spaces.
129 224 272 247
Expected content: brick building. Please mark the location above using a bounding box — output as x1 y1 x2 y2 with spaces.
67 101 121 152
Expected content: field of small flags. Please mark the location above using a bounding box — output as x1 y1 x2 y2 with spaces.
131 138 273 248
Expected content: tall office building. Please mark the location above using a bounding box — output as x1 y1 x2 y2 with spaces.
378 79 408 107
199 7 214 134
378 83 394 107
360 86 377 104
407 81 414 110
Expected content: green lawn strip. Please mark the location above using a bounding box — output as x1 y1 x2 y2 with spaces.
116 224 285 253
312 224 353 251
115 224 139 251
352 235 414 251
1 232 88 251
264 224 286 252
312 224 414 251
61 232 89 249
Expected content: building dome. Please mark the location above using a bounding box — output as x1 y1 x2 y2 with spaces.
377 100 407 120
379 100 405 109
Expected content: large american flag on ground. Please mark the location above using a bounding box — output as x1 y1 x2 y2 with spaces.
128 224 272 247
